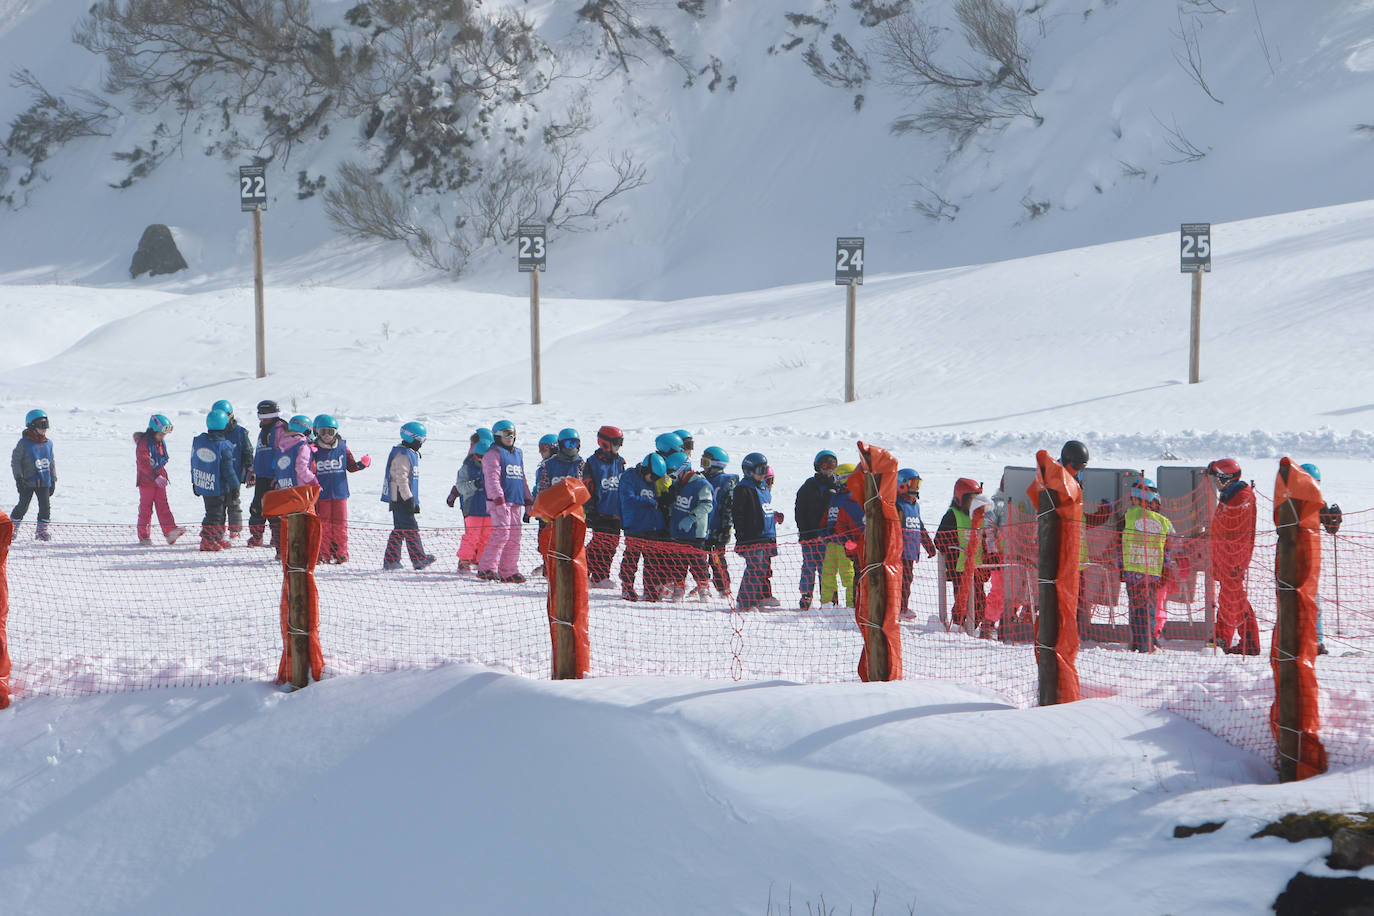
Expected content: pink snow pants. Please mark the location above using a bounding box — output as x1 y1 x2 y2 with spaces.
480 502 523 577
317 498 349 561
458 515 492 562
137 485 177 540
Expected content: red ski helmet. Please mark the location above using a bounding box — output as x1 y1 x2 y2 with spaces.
953 478 982 501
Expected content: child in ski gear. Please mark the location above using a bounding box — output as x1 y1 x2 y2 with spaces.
1121 480 1176 653
1206 458 1258 655
312 414 369 564
381 422 435 570
936 478 991 629
135 413 185 546
896 468 936 616
450 430 494 572
247 400 287 547
479 420 532 582
214 400 254 540
582 425 626 587
700 447 737 597
820 464 861 607
666 451 714 599
191 410 241 551
531 428 585 577
796 450 840 609
269 415 319 554
11 409 55 540
618 453 669 601
673 430 695 458
733 452 778 610
653 432 684 498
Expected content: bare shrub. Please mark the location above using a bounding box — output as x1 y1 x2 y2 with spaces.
803 34 871 89
4 69 116 180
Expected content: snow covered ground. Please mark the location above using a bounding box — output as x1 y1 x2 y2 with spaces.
6 0 1374 910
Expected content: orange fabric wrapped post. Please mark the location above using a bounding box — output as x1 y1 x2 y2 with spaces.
0 510 12 708
847 442 903 682
532 477 591 679
263 485 324 685
1026 449 1082 705
1271 459 1328 781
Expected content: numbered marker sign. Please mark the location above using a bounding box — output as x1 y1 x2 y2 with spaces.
239 166 267 212
517 223 546 272
1180 223 1211 273
836 237 864 286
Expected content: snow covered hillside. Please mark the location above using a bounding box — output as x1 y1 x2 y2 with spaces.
2 0 1374 298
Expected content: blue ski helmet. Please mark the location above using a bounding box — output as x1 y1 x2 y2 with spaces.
472 437 492 456
492 419 515 435
313 413 338 432
476 427 494 442
148 414 173 434
642 453 667 479
24 408 47 427
1300 462 1321 483
673 429 694 450
741 452 769 475
400 421 427 444
539 433 558 449
665 451 689 474
814 449 838 471
558 427 580 443
288 415 312 435
703 446 729 465
897 468 921 486
655 432 684 455
206 409 230 431
212 399 234 416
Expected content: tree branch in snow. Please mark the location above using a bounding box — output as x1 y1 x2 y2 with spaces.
1171 11 1224 105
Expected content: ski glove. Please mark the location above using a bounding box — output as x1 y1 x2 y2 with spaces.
447 485 460 508
155 476 168 489
359 455 371 468
48 482 55 496
522 512 531 524
774 511 785 524
1321 503 1343 535
245 472 256 487
491 497 505 507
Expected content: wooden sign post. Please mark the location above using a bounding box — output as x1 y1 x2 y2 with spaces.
836 237 864 403
1179 223 1211 384
518 223 547 405
240 165 269 379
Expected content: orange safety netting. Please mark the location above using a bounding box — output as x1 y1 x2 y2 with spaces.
848 442 903 682
0 509 11 709
263 484 324 684
1271 459 1328 780
1027 449 1082 704
532 477 592 678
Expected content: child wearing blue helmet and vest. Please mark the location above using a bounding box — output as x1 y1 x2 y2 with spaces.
449 428 494 573
479 419 532 582
190 410 241 551
666 451 714 600
211 399 254 541
381 421 436 570
733 452 781 610
532 428 585 577
11 409 56 540
134 413 186 546
618 453 669 601
700 446 738 598
312 414 370 564
582 425 626 588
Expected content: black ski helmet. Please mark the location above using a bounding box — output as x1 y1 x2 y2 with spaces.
1060 440 1089 471
256 399 281 416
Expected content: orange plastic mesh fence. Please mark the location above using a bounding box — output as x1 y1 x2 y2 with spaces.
6 495 1374 769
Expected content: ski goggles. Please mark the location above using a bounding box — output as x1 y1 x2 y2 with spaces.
560 438 580 450
816 458 838 471
599 435 624 447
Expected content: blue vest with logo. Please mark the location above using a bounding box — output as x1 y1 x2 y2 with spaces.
456 456 487 517
899 498 925 561
495 445 528 504
273 436 311 489
618 468 665 535
314 438 350 500
380 445 420 504
18 436 54 487
253 421 283 477
669 473 713 541
827 490 862 534
741 478 777 539
585 452 625 516
229 424 253 479
190 432 227 497
143 434 169 473
537 454 584 497
703 469 739 535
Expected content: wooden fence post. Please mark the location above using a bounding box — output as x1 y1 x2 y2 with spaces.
1275 496 1300 782
286 511 310 689
1036 487 1061 706
551 515 577 679
862 471 890 681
